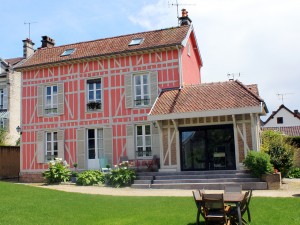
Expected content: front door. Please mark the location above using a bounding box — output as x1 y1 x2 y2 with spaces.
87 129 104 169
180 125 236 171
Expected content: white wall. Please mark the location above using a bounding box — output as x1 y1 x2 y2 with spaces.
264 108 300 127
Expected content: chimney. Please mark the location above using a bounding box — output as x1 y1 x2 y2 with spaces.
22 38 35 58
41 36 55 48
294 110 299 116
179 8 192 26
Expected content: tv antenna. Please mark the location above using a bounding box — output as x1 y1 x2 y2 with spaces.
276 93 294 104
168 0 196 25
24 21 37 40
227 72 241 81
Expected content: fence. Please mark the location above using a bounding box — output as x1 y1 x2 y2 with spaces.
0 146 20 179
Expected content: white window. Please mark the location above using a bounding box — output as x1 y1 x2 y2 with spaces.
187 42 191 56
0 89 4 109
87 129 104 169
45 132 58 161
0 118 7 129
45 85 58 114
134 74 150 106
136 125 152 158
87 79 102 111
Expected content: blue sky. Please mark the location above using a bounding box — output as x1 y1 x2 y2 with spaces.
1 0 299 118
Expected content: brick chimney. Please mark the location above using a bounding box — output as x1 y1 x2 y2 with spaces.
294 109 299 117
179 9 192 26
41 36 55 48
22 38 35 58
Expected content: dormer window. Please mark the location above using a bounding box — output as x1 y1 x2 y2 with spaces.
61 48 75 56
129 38 144 46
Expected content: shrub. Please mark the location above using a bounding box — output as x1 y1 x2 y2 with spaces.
105 168 136 188
76 170 105 186
268 144 294 177
288 167 300 178
243 151 273 178
43 158 71 184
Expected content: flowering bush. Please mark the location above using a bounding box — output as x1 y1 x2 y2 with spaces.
76 170 105 186
105 162 136 188
43 158 71 184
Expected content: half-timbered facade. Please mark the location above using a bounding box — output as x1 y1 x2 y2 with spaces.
16 22 203 181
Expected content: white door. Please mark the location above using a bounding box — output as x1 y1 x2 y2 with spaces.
87 129 104 170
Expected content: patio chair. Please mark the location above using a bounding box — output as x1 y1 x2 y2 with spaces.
145 155 160 171
224 184 242 193
202 193 231 225
229 189 252 225
192 190 204 225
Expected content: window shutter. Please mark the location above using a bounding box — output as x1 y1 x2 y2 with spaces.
57 83 64 115
103 128 113 166
126 125 135 159
76 129 86 169
151 125 160 157
150 71 158 105
36 131 45 163
37 86 44 117
57 130 64 160
124 74 133 108
3 87 8 109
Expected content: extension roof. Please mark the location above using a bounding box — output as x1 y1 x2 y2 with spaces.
148 80 267 121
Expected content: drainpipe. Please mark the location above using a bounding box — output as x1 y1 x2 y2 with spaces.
176 45 183 88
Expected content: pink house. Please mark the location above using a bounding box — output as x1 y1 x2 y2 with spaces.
16 11 267 182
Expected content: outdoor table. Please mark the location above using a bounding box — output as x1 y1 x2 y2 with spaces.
195 192 245 225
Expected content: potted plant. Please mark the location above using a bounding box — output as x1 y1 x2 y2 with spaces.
87 101 101 110
71 163 78 183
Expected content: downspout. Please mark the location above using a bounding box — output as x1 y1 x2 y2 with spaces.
176 45 183 88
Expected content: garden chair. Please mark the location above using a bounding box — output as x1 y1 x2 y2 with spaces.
224 184 242 193
202 193 231 225
229 189 252 225
192 190 205 225
145 155 160 171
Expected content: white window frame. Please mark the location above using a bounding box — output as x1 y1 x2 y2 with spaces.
0 89 3 109
87 128 104 159
44 85 58 114
134 74 150 107
86 79 102 111
136 124 152 158
45 132 58 161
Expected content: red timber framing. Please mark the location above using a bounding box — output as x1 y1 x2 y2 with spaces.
19 35 202 179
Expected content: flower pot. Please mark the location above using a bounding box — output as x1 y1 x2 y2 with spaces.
261 172 281 190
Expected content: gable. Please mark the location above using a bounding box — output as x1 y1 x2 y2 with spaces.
263 105 300 127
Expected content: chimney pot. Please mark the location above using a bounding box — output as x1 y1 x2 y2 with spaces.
41 36 55 48
294 109 299 116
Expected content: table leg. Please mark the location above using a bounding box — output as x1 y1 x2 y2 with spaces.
236 202 242 225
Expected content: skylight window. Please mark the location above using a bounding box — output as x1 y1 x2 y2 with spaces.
129 38 144 46
61 48 75 56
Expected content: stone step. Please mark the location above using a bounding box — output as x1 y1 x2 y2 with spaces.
137 170 248 176
153 178 260 184
153 174 252 180
132 182 267 190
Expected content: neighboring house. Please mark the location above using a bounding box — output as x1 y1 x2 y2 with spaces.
263 104 300 136
15 10 267 182
0 57 22 145
0 39 34 146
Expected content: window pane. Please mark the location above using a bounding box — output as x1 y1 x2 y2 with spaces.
96 82 101 89
137 136 143 146
136 86 141 95
88 83 93 91
135 76 141 85
46 87 51 95
88 129 95 138
144 85 149 95
53 142 58 150
145 125 151 135
89 149 95 159
143 75 148 84
89 91 94 101
53 132 57 141
47 143 51 151
46 133 51 141
145 136 151 145
96 91 101 100
137 126 142 135
53 86 57 94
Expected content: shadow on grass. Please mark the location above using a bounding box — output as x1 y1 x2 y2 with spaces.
292 194 300 197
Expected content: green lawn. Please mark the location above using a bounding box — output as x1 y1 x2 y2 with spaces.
0 181 299 225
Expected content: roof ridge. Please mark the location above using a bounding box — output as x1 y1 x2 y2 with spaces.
39 25 188 50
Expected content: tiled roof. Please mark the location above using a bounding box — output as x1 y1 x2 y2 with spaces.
149 80 265 117
17 25 191 69
4 57 24 66
246 84 259 96
262 126 300 137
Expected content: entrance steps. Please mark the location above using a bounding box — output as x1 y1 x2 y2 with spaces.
131 170 267 190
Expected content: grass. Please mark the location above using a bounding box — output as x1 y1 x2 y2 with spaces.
0 181 299 225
